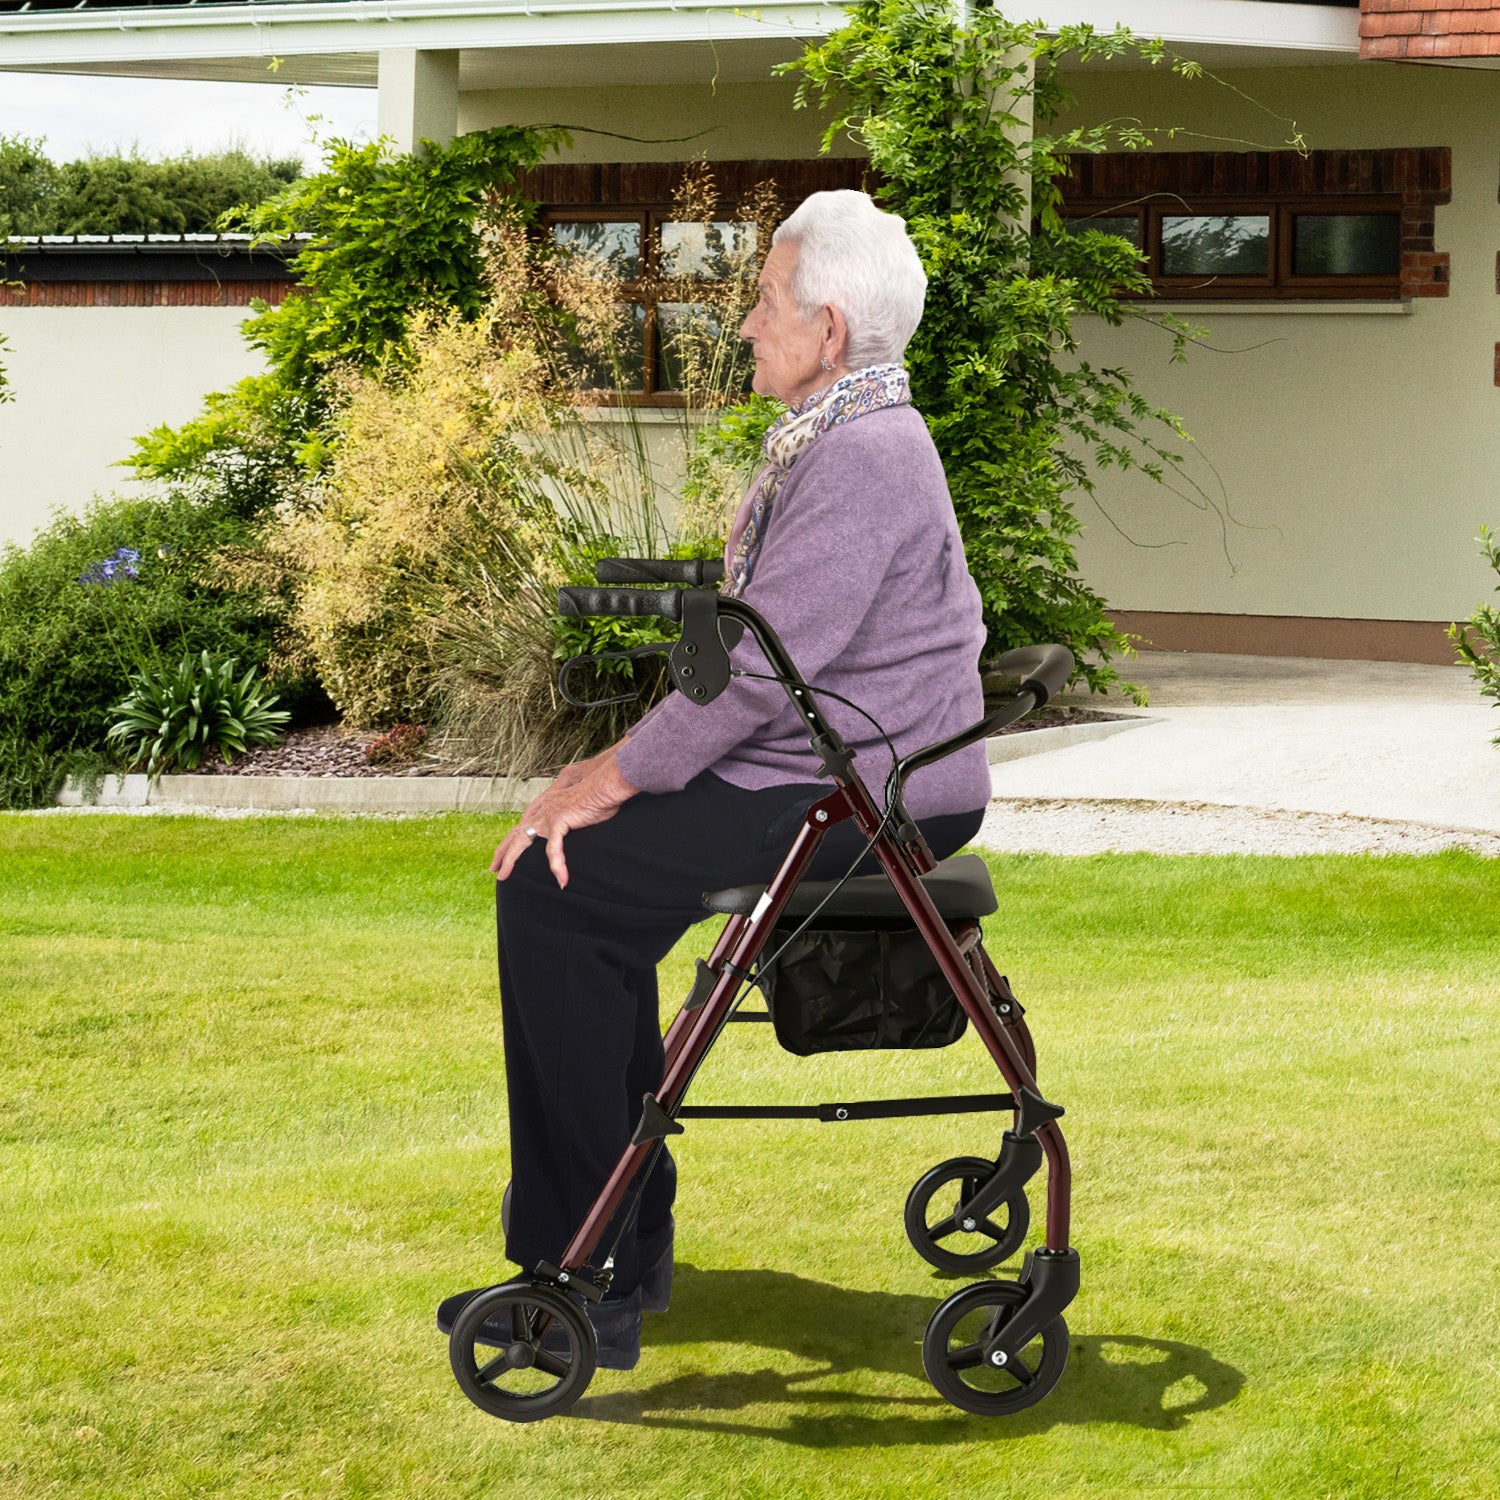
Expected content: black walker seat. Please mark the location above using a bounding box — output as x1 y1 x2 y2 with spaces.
703 852 1000 921
444 558 1082 1425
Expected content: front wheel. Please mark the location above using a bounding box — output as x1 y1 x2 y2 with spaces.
922 1279 1068 1416
449 1281 596 1422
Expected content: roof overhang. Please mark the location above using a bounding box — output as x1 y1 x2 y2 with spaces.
0 0 1362 87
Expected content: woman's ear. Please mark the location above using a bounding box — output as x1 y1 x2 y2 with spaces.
824 304 850 368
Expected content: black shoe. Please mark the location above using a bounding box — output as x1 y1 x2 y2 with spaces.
436 1284 642 1371
498 1183 672 1314
541 1287 642 1371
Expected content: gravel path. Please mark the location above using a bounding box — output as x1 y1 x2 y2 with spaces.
976 797 1500 857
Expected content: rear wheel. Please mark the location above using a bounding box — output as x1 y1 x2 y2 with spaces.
905 1156 1029 1273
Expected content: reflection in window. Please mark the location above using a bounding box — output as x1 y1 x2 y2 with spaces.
1061 215 1141 247
1161 215 1270 276
660 221 758 281
1292 214 1401 277
552 220 642 280
567 302 647 392
654 301 751 393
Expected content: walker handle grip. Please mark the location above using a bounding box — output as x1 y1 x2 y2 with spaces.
558 586 685 621
988 643 1075 709
595 557 725 586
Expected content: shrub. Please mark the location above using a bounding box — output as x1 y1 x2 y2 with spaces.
125 127 561 519
0 491 286 807
106 650 289 778
1449 525 1500 742
0 138 300 237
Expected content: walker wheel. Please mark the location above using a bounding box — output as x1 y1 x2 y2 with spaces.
922 1279 1068 1416
449 1280 596 1422
904 1156 1030 1273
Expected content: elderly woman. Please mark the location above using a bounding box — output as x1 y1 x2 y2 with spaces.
438 190 991 1367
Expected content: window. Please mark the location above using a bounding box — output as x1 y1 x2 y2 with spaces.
519 159 872 401
546 210 758 397
1058 149 1450 302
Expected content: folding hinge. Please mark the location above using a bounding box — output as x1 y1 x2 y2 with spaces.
1014 1086 1066 1139
630 1092 685 1145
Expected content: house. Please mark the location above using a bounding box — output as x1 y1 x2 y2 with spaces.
1 0 1495 663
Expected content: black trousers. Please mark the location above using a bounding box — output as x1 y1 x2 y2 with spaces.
495 770 986 1297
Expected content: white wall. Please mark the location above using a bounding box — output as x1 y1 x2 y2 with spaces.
1059 60 1500 623
460 79 858 162
0 305 264 549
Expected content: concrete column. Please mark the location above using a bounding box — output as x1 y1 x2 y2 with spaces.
377 49 460 155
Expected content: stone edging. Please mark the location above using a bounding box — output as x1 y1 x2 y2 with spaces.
57 718 1154 814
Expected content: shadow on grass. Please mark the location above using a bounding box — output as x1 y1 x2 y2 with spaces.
577 1264 1244 1443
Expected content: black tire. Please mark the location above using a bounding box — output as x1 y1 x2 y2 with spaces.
904 1156 1030 1273
922 1279 1069 1416
449 1281 596 1423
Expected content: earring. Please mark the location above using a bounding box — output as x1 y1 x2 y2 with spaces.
820 356 833 371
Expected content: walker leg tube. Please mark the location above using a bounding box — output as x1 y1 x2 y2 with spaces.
556 806 836 1276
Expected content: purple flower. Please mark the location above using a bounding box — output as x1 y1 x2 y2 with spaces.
79 546 142 586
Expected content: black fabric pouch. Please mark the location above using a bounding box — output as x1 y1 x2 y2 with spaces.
756 920 969 1057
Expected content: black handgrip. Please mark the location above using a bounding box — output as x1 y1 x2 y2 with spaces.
595 557 725 586
557 586 685 621
988 644 1075 708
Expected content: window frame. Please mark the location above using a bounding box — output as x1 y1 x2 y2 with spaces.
1059 193 1406 301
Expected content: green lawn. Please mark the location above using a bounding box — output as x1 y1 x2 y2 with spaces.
2 813 1498 1499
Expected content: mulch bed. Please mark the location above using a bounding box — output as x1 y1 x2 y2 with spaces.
185 705 1132 777
186 724 428 779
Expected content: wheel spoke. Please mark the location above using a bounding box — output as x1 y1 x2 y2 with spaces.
1003 1353 1036 1387
473 1349 512 1386
947 1341 985 1371
977 1218 1008 1242
511 1302 530 1344
533 1347 571 1379
928 1212 961 1242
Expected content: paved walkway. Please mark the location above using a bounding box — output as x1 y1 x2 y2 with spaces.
977 652 1500 855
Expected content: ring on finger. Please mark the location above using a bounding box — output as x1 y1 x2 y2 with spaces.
524 826 541 840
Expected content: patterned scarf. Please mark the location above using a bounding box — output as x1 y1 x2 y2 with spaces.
721 362 911 599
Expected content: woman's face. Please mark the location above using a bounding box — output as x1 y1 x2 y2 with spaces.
740 242 847 407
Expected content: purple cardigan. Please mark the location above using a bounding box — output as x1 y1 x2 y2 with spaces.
615 404 991 819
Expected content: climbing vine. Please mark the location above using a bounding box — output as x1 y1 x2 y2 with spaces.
790 2 1218 694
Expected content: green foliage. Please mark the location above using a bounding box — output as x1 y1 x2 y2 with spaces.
0 492 284 807
0 136 299 236
1448 525 1500 742
236 129 561 400
124 128 562 512
788 1 1218 695
0 134 55 236
681 393 784 523
106 649 289 778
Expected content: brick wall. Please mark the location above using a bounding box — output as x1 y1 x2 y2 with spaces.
1361 0 1500 61
0 280 292 308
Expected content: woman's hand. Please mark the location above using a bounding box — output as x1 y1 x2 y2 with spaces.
491 744 638 888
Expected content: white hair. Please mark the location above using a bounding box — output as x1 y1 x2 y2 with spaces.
771 190 927 368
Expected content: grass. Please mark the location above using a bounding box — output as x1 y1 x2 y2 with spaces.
2 812 1498 1499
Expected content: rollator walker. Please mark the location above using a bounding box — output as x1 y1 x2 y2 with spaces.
447 557 1080 1422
